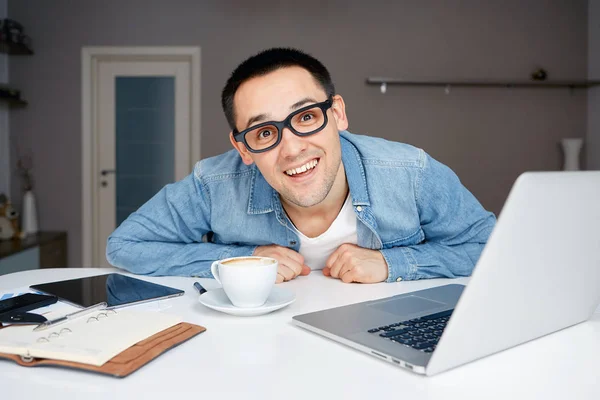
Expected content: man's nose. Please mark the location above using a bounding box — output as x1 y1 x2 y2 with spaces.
278 127 307 158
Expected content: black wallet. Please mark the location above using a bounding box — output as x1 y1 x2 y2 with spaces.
0 293 58 324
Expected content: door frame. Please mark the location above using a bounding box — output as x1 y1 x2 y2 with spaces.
81 46 201 267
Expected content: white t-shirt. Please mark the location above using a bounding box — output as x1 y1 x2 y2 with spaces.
292 195 358 270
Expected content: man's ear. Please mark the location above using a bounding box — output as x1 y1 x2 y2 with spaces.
229 132 254 165
331 94 348 131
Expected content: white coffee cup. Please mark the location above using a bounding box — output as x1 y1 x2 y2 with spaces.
210 256 278 308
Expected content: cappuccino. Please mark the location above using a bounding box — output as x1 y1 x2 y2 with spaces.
210 256 278 308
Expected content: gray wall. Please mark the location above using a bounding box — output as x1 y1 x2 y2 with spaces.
0 0 9 197
8 0 589 267
588 0 600 170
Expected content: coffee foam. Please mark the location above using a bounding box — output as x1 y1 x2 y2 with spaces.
221 257 276 267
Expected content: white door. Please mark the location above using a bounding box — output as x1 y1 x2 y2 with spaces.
95 61 191 267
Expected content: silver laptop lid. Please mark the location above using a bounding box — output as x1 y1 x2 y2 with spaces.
427 171 600 375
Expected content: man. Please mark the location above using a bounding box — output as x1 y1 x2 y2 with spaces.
106 48 496 284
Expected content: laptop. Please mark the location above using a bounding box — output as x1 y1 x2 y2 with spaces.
292 171 600 376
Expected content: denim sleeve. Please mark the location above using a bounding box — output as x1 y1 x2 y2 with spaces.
381 153 496 282
106 170 257 277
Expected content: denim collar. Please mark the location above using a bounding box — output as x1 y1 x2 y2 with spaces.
246 131 371 215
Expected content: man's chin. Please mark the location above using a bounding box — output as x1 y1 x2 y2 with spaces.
281 192 326 208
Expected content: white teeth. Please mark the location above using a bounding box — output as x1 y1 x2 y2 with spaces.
285 159 318 176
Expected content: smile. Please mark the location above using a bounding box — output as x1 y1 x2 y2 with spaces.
285 159 319 176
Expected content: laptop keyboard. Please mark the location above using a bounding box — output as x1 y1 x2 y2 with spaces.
367 309 454 353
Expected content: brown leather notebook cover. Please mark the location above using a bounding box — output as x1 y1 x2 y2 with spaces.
0 322 205 378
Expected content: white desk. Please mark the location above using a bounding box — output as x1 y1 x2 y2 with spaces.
1 268 599 399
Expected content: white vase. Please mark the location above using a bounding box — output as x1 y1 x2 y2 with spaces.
560 138 584 171
22 190 38 236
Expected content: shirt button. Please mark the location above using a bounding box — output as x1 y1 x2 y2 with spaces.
396 277 403 282
356 206 363 212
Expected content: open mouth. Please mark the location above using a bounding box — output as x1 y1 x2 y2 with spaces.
284 159 319 177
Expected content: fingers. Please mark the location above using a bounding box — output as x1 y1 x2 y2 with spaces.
331 260 360 284
340 266 357 283
325 244 352 278
277 254 306 281
284 258 304 277
278 262 311 281
277 264 297 281
276 273 285 284
284 249 305 265
324 244 388 284
331 260 354 281
254 245 309 282
325 247 342 275
272 244 388 284
328 245 388 284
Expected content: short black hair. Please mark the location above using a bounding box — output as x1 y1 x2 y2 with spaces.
221 47 335 131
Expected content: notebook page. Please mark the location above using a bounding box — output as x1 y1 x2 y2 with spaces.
0 309 182 366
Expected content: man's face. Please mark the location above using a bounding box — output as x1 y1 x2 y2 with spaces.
230 66 349 208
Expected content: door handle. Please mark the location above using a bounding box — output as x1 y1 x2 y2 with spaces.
100 169 116 176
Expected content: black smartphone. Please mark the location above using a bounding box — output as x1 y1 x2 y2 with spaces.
0 293 58 316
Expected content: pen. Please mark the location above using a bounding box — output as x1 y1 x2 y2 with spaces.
33 302 108 332
193 282 207 295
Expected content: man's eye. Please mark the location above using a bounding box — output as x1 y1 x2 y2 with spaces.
300 113 314 122
258 130 273 139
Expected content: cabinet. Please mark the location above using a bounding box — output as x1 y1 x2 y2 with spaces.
38 234 68 268
0 232 68 275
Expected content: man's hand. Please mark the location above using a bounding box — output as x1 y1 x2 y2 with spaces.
253 245 311 283
322 244 388 283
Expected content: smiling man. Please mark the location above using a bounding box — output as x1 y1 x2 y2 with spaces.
106 48 496 284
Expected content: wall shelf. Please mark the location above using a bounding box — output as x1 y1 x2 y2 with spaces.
0 38 33 55
0 35 33 107
0 97 28 107
367 77 600 92
0 85 27 108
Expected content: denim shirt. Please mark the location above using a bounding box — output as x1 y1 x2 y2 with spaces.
106 131 496 282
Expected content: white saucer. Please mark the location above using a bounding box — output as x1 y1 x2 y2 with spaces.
198 287 296 317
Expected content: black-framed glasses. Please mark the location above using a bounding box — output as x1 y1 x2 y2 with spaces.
233 97 333 153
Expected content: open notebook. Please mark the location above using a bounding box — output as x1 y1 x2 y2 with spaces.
0 308 182 367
